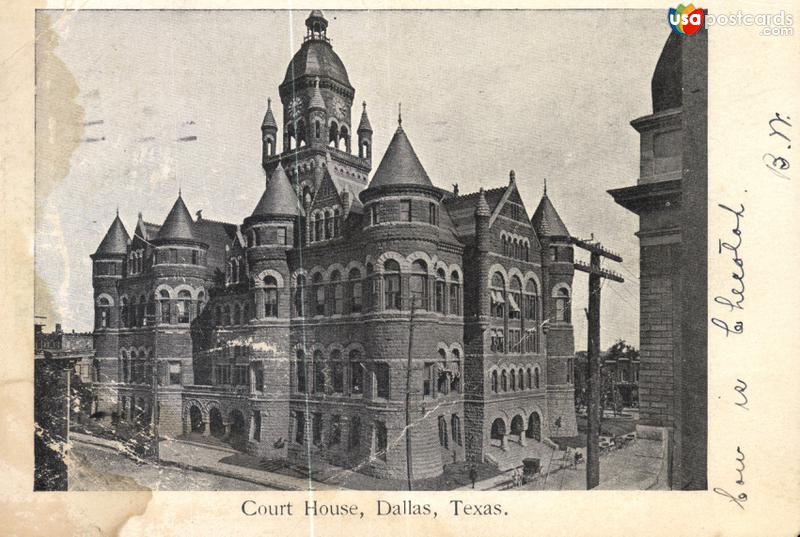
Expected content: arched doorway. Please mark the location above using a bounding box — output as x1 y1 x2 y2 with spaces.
228 409 246 450
189 406 204 433
209 407 224 438
490 418 506 447
510 415 525 444
526 412 541 441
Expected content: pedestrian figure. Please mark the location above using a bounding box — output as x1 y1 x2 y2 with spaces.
469 465 478 489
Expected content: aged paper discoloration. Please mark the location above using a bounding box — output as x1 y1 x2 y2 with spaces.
2 1 800 536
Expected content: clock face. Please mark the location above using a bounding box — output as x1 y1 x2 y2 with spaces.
289 97 303 118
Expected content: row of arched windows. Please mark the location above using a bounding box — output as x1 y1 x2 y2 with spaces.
213 276 279 326
128 249 145 274
286 119 351 153
501 233 530 262
309 207 342 242
294 348 381 398
490 366 541 393
294 261 462 317
119 348 152 385
96 288 207 330
226 256 247 285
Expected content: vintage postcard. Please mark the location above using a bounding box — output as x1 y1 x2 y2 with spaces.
1 1 798 536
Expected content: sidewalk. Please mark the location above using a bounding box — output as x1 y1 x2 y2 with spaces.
158 439 337 491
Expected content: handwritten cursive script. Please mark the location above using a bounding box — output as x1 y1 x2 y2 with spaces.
763 112 791 180
711 203 745 336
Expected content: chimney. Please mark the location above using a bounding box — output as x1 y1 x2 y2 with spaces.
196 209 203 221
341 190 351 212
453 183 459 197
55 323 62 334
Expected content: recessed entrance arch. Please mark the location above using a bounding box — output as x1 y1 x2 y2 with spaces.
209 407 225 438
228 409 247 450
189 405 204 433
526 412 542 441
490 418 506 447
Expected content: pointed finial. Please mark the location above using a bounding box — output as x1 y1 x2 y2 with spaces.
315 76 320 87
267 97 272 110
362 100 366 112
509 170 516 184
178 186 182 198
138 211 143 219
543 178 548 196
116 205 119 216
398 103 402 127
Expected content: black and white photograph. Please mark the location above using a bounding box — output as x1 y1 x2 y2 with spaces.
31 8 709 493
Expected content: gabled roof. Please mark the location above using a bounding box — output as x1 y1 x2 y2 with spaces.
531 194 570 238
309 167 342 214
251 163 302 217
94 214 130 256
368 126 433 189
156 195 196 241
194 218 238 271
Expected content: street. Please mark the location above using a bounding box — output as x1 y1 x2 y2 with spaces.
68 441 274 491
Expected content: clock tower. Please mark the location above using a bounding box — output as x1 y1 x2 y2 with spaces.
262 10 371 203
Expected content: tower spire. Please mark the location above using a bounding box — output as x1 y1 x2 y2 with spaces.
544 178 548 196
398 103 402 127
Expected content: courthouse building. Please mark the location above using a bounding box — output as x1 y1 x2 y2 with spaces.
89 11 578 479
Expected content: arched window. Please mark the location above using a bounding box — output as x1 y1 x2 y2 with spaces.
524 242 530 261
333 208 341 237
534 367 540 389
449 271 460 315
121 351 129 383
313 273 325 315
294 275 306 317
501 370 508 392
349 350 364 395
349 268 362 313
313 213 323 242
137 294 146 327
315 120 321 139
159 290 171 324
296 350 307 393
120 297 129 328
264 276 278 317
313 350 326 393
329 122 338 147
365 263 374 310
491 272 505 319
231 259 239 284
509 276 522 320
383 260 401 310
518 368 524 390
555 286 571 322
435 269 446 313
330 271 344 314
129 296 138 327
324 210 333 240
297 120 306 147
330 350 343 393
177 290 192 323
510 369 517 391
360 140 370 159
451 349 461 393
409 260 428 310
526 368 532 389
491 370 498 393
340 126 350 153
239 258 247 283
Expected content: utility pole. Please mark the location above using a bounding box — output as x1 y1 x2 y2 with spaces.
572 236 623 490
405 296 417 491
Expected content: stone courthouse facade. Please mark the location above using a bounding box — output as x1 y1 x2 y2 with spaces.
89 11 577 480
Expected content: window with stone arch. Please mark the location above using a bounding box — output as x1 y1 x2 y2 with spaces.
330 350 344 393
296 350 307 393
313 350 326 393
97 296 111 329
518 368 524 390
349 268 362 313
294 275 306 317
120 296 129 328
409 259 428 310
313 272 325 316
501 369 508 392
449 270 461 315
328 122 338 147
333 207 342 237
159 290 171 324
510 369 517 391
527 368 532 389
330 270 344 315
383 259 401 310
491 272 505 319
435 269 446 314
177 290 192 323
349 349 364 395
264 276 279 318
313 212 323 242
509 276 522 320
534 366 541 389
491 370 498 393
451 349 461 393
554 285 571 322
324 209 333 240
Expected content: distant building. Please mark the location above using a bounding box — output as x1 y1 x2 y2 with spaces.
609 30 707 490
574 349 640 409
88 11 578 480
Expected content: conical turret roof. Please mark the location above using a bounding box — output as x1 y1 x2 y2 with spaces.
369 125 432 189
357 102 372 132
94 213 130 256
251 163 301 217
262 98 277 129
156 194 196 241
532 194 570 238
475 189 491 217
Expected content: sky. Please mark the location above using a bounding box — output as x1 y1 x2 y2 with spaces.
35 9 670 349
